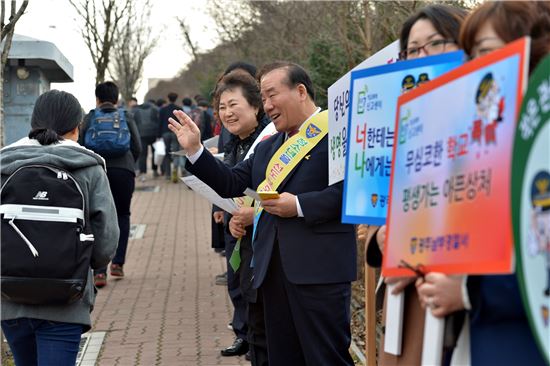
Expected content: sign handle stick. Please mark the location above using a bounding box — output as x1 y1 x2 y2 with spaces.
365 266 377 366
383 284 404 355
421 309 445 365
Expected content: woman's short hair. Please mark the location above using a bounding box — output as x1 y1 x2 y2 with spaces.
214 70 265 123
460 1 550 71
29 90 82 145
400 4 468 55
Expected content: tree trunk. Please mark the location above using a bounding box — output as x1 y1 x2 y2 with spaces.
0 0 29 147
0 61 5 147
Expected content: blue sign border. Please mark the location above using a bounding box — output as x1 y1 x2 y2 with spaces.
341 51 465 225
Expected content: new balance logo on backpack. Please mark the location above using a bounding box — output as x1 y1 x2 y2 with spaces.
84 108 131 158
1 164 94 305
33 191 49 200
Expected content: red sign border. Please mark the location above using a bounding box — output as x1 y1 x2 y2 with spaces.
383 37 530 277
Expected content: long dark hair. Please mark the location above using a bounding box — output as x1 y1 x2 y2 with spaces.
28 90 82 145
400 4 468 58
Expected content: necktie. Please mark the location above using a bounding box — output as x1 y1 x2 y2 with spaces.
229 239 241 272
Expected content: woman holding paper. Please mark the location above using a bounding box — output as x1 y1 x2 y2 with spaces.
213 69 270 364
415 2 550 365
361 4 468 365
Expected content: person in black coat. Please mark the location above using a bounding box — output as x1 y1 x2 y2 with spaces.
159 92 182 179
79 81 141 288
169 62 356 366
133 100 159 178
214 70 271 363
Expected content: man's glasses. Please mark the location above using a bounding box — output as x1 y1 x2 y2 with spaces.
399 39 456 60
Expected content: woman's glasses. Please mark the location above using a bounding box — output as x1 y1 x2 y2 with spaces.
399 39 456 60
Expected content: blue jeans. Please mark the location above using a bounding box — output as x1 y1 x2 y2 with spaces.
1 318 83 366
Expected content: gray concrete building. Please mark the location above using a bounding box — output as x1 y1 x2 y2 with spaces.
2 34 73 145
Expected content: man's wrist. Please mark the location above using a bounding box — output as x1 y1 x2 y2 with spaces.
187 145 204 164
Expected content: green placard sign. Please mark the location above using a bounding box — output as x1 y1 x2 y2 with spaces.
512 53 550 364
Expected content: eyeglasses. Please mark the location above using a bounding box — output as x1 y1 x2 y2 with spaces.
399 39 456 60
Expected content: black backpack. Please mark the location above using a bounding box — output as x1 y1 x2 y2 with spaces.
134 105 159 137
0 164 94 305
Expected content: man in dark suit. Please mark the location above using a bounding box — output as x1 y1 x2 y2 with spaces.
168 62 356 365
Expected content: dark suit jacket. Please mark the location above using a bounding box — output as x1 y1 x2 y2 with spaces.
468 275 546 365
187 132 357 288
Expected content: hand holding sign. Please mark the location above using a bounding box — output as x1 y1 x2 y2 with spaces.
415 273 465 318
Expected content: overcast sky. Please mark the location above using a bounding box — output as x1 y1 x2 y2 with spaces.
12 0 218 110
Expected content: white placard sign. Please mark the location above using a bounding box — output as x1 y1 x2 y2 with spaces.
328 40 399 185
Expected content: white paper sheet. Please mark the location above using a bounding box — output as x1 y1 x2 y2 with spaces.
203 135 219 149
180 175 238 214
243 188 261 201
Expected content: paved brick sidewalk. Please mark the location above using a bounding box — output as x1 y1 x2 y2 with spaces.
90 177 247 366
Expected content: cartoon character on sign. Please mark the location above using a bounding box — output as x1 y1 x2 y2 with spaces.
401 75 416 93
416 72 430 87
371 193 378 208
472 72 505 145
528 170 550 298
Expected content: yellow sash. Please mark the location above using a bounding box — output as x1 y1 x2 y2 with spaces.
255 110 329 215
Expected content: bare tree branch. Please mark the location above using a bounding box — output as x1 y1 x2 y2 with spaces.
110 0 157 101
1 1 6 31
0 0 28 41
0 0 29 147
177 17 198 61
69 0 131 84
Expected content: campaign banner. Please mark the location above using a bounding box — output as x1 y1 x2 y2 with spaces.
383 38 530 276
512 53 550 364
342 51 465 225
328 41 399 185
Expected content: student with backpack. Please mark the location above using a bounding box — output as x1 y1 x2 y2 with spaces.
134 98 161 179
79 81 142 288
159 92 182 181
0 90 119 365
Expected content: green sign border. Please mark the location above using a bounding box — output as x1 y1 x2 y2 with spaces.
511 54 550 365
